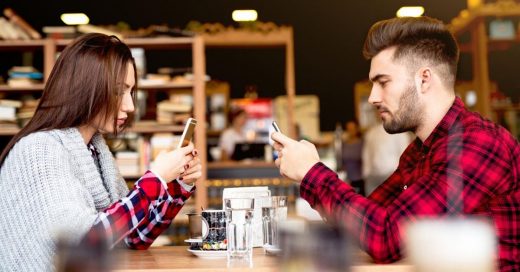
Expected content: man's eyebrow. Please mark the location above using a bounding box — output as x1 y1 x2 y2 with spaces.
370 74 388 82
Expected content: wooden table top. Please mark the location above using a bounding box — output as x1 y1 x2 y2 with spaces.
111 246 413 272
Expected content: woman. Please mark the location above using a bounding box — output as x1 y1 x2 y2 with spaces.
218 107 248 160
0 33 201 271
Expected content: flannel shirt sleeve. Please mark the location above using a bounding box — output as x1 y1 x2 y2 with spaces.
81 171 194 249
300 128 514 264
124 177 194 249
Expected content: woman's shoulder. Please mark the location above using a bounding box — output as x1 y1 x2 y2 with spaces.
12 129 72 158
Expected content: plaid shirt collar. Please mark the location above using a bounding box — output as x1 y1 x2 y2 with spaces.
413 96 464 154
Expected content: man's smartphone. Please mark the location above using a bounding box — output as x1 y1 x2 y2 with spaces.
272 121 281 133
177 118 197 149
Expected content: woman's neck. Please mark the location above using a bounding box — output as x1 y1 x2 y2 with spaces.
78 125 97 144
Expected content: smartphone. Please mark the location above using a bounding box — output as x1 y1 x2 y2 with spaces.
177 118 197 148
272 121 281 133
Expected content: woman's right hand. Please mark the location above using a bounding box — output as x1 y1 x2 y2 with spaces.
150 143 195 182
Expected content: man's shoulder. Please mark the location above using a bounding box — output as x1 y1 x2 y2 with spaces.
456 108 518 151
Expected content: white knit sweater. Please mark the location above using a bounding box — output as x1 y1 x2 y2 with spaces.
0 128 129 271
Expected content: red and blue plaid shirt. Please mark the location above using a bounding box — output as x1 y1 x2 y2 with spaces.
301 97 520 272
83 171 193 249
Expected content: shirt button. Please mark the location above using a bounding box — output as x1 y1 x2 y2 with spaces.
403 185 408 190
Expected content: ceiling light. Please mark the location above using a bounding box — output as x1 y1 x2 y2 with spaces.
396 6 425 18
60 13 90 25
232 10 258 22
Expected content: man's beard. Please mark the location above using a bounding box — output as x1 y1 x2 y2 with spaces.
380 83 422 134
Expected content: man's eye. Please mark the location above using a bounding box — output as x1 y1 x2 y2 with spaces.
380 81 388 87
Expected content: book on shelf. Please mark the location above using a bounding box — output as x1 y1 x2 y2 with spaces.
6 66 43 87
42 26 76 39
3 8 41 40
0 17 30 40
116 151 140 177
77 24 122 39
0 99 22 122
0 99 22 108
0 106 16 121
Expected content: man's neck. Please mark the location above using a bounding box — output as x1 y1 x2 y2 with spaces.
415 91 456 142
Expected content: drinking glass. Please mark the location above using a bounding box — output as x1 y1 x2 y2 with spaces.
260 196 288 254
224 198 255 263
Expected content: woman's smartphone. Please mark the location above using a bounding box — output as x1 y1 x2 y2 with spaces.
177 118 197 148
272 121 281 133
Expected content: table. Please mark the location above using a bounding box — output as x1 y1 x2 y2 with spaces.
112 246 413 272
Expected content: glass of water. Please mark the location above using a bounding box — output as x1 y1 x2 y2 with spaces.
260 196 288 254
224 198 255 264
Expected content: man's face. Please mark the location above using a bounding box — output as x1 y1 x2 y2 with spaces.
368 47 422 134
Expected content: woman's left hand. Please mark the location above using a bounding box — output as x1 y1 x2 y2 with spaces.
179 151 202 186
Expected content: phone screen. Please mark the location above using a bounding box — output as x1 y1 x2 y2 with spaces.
272 121 281 133
178 118 197 148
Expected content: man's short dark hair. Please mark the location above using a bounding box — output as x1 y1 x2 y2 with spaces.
363 16 459 87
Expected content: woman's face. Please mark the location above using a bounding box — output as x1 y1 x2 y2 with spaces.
97 62 135 134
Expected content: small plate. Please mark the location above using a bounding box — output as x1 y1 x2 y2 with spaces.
187 249 227 259
263 245 282 255
184 238 202 244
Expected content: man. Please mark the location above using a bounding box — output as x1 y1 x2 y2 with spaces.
272 16 519 271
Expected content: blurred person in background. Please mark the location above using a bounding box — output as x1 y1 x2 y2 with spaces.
341 120 365 196
218 107 248 160
0 33 201 271
362 117 412 195
271 16 520 271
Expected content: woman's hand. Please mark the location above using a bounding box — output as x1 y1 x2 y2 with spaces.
150 143 195 182
179 152 202 186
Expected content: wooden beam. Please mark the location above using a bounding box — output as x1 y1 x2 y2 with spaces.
192 36 208 212
471 19 492 118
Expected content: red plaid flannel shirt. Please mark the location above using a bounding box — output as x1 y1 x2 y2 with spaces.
301 97 520 272
83 171 193 249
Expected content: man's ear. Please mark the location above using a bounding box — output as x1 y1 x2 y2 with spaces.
416 67 432 94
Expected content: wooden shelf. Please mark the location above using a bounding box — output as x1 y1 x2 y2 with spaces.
0 84 45 92
491 104 520 111
128 121 184 133
56 37 195 49
0 122 185 136
0 126 20 136
138 82 193 90
449 1 520 35
0 39 46 50
202 29 292 47
208 161 276 169
459 36 520 53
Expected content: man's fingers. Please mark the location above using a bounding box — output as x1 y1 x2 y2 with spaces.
273 142 283 151
275 157 281 168
300 140 315 149
271 132 294 146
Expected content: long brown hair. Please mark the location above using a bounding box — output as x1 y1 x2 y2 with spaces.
0 33 137 166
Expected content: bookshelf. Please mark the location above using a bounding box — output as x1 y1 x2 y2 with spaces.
449 0 520 119
0 37 208 217
1 30 298 218
193 25 299 211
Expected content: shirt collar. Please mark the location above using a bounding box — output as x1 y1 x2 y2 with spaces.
417 96 465 152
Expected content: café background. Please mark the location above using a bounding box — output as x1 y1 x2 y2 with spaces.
3 0 519 131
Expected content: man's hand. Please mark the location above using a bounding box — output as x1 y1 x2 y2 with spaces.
271 132 320 182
